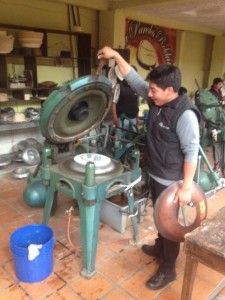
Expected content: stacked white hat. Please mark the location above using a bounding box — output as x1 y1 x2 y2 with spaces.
0 31 14 53
17 31 43 48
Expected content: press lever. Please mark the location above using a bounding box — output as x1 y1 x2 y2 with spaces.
95 59 106 78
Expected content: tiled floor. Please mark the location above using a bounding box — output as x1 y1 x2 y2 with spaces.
0 172 225 300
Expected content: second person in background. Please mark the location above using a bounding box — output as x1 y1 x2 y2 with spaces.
111 65 139 137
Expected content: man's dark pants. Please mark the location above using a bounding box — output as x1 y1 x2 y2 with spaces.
149 177 180 273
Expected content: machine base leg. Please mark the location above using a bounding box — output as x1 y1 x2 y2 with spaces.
126 189 139 244
129 238 141 246
78 199 102 277
80 269 96 279
42 185 56 224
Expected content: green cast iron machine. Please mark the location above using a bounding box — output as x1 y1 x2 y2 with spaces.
25 74 142 279
195 89 225 193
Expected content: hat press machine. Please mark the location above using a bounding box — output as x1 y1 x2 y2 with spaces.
27 75 142 278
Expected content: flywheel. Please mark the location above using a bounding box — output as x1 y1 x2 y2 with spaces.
39 75 112 144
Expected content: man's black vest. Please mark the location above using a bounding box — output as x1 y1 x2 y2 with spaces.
146 94 201 181
116 80 139 119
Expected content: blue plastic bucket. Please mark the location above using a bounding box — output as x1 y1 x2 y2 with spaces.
10 224 54 283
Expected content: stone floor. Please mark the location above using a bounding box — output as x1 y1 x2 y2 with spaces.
0 171 225 299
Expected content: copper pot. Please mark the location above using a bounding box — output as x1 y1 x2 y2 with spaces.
153 181 207 242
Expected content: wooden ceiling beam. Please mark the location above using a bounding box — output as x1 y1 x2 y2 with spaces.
108 0 201 10
38 0 109 10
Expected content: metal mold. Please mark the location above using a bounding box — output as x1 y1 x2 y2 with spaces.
22 148 40 166
154 181 207 242
12 167 30 179
59 157 124 181
71 153 115 174
0 156 12 168
12 152 23 163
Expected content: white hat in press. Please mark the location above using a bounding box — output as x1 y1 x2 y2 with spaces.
114 65 124 81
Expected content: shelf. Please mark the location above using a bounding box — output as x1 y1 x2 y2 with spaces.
0 82 59 102
0 120 39 132
0 91 50 102
0 54 80 68
0 22 91 37
0 24 91 133
0 25 91 88
2 97 47 102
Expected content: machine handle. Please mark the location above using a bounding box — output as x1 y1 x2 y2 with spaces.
95 59 106 77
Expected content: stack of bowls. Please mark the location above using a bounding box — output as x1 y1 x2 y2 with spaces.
0 31 14 53
1 107 15 117
17 31 44 48
25 107 40 120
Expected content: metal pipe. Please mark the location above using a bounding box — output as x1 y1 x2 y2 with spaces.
196 155 201 184
199 145 220 186
67 5 75 79
126 188 139 244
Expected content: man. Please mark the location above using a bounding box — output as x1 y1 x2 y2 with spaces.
97 46 200 290
209 77 225 103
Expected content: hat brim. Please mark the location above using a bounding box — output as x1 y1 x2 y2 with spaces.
108 66 117 88
115 65 124 81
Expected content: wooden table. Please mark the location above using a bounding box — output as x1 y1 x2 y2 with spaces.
181 207 225 300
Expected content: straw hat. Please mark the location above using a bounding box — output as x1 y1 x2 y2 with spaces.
0 93 8 102
17 31 43 48
108 67 117 88
0 35 14 53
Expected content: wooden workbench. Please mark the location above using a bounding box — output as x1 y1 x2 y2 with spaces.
181 207 225 300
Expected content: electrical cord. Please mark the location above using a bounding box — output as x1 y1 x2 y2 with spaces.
66 200 153 251
66 207 82 254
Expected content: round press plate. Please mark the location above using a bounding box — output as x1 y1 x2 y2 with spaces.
74 153 111 167
39 75 112 144
71 153 114 174
60 156 124 178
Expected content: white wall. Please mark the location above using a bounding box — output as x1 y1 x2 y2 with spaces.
209 36 225 85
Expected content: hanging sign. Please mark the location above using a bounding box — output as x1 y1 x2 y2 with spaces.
125 19 176 71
